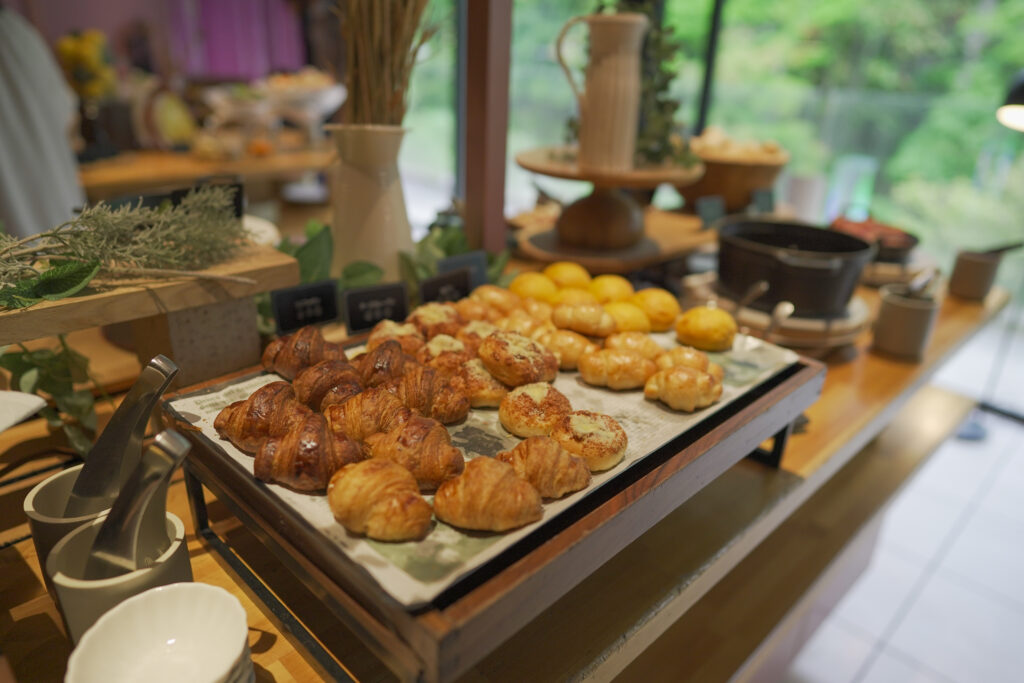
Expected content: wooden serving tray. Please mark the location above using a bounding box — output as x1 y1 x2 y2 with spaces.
162 356 824 682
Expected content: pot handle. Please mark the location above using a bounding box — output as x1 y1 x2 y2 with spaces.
555 16 587 111
775 251 842 271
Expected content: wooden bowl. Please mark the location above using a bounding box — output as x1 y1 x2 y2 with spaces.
675 152 789 213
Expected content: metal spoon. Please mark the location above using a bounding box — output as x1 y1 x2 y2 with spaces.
81 430 191 581
63 355 178 517
981 241 1024 255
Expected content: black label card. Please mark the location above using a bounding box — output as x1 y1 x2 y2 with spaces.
696 195 726 229
342 282 409 333
419 268 472 304
271 280 339 334
751 188 775 214
438 251 489 289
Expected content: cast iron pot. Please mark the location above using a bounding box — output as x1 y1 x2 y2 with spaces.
716 217 875 318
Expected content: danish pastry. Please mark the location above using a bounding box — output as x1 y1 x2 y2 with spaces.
364 415 465 491
477 331 558 386
603 331 665 361
460 359 510 408
496 436 590 499
577 349 657 390
644 365 723 412
415 334 473 378
367 320 425 355
327 460 433 542
406 302 462 339
551 303 617 338
456 320 499 356
535 329 599 370
550 410 628 472
498 382 572 437
433 457 543 532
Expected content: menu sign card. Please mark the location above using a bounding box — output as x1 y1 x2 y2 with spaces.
270 280 339 334
342 282 409 333
419 268 472 304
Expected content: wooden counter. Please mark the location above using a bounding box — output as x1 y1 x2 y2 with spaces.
0 286 1008 682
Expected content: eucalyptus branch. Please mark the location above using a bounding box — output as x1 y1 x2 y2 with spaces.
97 267 257 285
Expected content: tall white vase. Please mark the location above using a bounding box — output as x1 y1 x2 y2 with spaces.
325 124 413 280
556 13 649 173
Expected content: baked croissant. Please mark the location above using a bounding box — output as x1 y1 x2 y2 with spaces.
644 365 723 412
358 339 418 388
496 436 590 499
323 386 412 442
433 457 543 532
496 309 547 337
470 284 521 315
578 349 657 390
551 303 616 337
386 364 470 424
364 415 465 491
655 345 710 372
261 326 348 380
604 331 665 361
254 413 363 491
214 381 312 453
293 360 362 410
327 460 433 541
367 320 425 356
455 297 503 323
535 329 599 370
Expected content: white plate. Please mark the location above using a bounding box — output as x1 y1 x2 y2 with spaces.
0 390 46 433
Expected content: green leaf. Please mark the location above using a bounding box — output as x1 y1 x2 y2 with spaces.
486 249 511 284
339 261 383 291
19 367 39 394
56 389 97 431
32 260 102 301
0 286 43 309
294 227 333 284
62 422 94 456
40 405 63 429
435 226 469 256
0 350 31 375
276 237 300 257
398 251 421 306
63 346 91 384
304 219 328 240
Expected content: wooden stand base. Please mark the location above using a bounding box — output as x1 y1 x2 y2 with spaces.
556 186 644 249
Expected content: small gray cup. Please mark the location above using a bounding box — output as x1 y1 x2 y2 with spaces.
872 284 940 361
949 250 1002 300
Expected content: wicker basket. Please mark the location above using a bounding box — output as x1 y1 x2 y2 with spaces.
675 152 789 213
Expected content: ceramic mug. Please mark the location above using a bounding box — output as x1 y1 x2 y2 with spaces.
948 250 1002 301
46 512 192 644
871 283 940 361
23 464 108 595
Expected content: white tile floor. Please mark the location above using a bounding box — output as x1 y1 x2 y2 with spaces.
783 302 1024 683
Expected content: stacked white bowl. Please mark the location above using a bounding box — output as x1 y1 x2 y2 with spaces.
65 583 252 683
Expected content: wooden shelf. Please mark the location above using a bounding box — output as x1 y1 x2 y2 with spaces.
0 245 298 345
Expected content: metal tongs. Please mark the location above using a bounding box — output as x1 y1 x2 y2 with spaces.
82 430 191 580
63 355 178 517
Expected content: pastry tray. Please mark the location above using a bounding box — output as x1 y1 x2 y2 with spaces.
162 334 825 681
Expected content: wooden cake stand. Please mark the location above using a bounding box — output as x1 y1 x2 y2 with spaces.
514 145 704 252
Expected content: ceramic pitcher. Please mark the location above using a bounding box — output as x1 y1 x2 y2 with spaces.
556 12 649 173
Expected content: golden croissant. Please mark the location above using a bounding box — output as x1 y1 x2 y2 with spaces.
327 460 433 541
535 329 599 370
214 381 312 454
551 303 616 337
323 386 412 442
496 436 590 499
433 457 543 532
604 331 665 361
261 325 348 380
357 339 419 388
293 359 363 410
254 413 363 492
644 365 723 412
367 319 425 356
578 349 657 390
386 364 470 424
364 415 465 491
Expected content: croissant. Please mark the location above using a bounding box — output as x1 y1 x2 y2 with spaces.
644 365 723 412
496 309 547 337
327 460 433 541
367 319 425 356
470 284 521 314
433 457 543 532
254 413 363 491
323 386 412 442
496 436 590 499
551 303 616 337
386 364 470 424
604 332 665 361
293 360 363 410
535 329 599 370
521 298 553 323
261 326 348 380
578 349 657 390
364 415 465 491
654 345 710 372
214 381 312 453
358 339 418 388
455 297 503 323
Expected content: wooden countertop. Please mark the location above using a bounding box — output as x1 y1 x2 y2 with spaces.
0 286 1009 681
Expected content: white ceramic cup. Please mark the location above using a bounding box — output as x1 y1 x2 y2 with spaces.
66 582 250 683
23 464 108 594
46 512 192 644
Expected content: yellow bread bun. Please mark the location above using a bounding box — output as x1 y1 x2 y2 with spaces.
603 301 651 333
588 274 634 304
509 272 558 303
543 261 591 289
674 306 737 352
630 288 682 332
550 287 599 307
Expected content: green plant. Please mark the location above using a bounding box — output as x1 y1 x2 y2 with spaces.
398 208 513 304
0 336 103 455
0 185 247 310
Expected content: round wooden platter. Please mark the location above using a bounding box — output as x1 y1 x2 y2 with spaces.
510 206 711 274
515 146 704 189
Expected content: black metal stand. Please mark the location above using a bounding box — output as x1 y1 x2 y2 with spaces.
183 465 354 683
746 422 793 469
